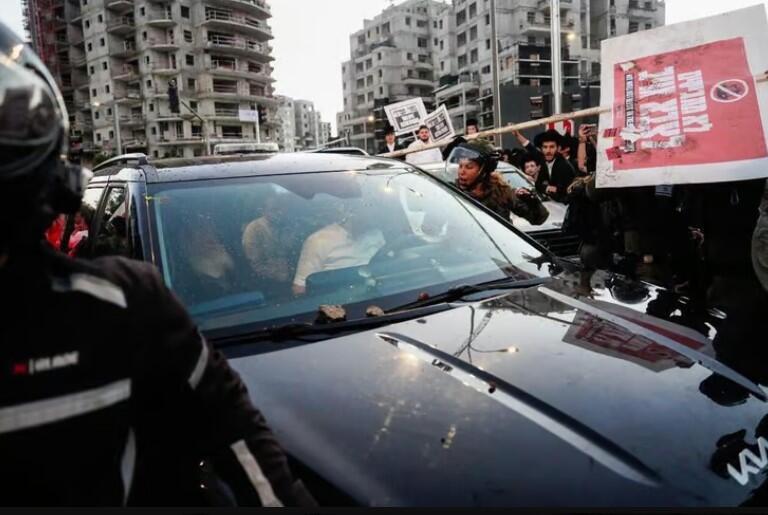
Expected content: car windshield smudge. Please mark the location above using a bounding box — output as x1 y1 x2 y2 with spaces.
148 168 548 335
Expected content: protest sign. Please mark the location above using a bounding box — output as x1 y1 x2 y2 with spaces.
547 119 574 136
562 300 713 373
596 5 768 188
424 104 455 142
383 98 428 135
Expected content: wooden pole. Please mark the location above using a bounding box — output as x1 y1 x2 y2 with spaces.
380 70 768 160
379 105 608 159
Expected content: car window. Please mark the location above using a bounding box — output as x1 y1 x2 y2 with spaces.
149 169 548 332
501 170 534 190
91 186 129 258
54 186 105 257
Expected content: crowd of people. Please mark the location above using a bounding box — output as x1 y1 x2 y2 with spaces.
448 119 768 312
378 116 768 312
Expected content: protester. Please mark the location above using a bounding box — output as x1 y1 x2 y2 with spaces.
683 178 766 308
448 139 548 225
465 118 479 136
521 153 547 196
379 125 405 157
405 125 443 165
0 24 315 507
513 129 576 203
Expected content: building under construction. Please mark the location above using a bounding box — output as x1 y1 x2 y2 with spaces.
22 0 277 160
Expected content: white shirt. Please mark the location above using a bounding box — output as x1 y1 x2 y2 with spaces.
405 139 443 165
386 142 396 153
293 223 385 288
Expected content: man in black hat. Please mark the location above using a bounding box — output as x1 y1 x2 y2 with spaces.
465 118 479 136
378 125 405 158
513 129 576 203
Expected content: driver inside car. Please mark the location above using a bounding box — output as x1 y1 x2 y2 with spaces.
292 200 385 296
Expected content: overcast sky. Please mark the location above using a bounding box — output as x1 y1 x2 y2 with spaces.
4 0 768 133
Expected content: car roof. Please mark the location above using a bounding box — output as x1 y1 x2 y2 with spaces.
102 152 409 184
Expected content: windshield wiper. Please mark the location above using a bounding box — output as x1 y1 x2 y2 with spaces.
386 276 548 314
209 304 451 347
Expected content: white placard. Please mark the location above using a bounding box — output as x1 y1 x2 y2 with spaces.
424 104 455 142
384 98 428 135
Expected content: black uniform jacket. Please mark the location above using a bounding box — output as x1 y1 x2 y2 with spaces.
0 245 315 507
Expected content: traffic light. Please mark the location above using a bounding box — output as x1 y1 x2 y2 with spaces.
562 92 582 113
257 104 267 125
167 79 179 113
529 92 552 119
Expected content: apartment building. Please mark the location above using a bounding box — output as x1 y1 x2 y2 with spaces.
318 121 332 147
339 0 664 148
273 96 325 151
441 0 664 132
274 94 295 152
337 0 451 154
24 0 277 159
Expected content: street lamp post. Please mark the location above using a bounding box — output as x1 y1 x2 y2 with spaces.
364 114 374 154
490 0 502 138
550 0 563 114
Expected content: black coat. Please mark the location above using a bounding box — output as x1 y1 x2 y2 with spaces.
525 142 576 203
378 141 406 157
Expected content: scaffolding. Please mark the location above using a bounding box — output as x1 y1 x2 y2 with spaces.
22 0 63 81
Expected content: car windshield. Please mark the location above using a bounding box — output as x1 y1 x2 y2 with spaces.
148 167 548 333
500 170 534 189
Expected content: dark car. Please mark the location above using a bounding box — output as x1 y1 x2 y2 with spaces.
61 153 768 506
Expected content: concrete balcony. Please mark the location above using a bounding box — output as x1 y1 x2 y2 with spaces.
113 64 140 82
115 90 143 104
204 0 271 20
148 60 178 75
401 76 434 87
122 138 148 149
107 16 135 35
205 34 273 61
209 60 273 82
118 114 145 127
202 9 272 42
113 40 139 58
146 36 179 52
539 0 573 11
156 136 205 146
145 8 176 28
628 2 659 19
435 80 480 103
105 0 134 13
446 103 479 118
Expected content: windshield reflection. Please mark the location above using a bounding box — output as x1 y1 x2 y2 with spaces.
150 168 545 332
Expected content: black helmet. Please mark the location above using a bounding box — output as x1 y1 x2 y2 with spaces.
0 21 87 249
446 138 500 191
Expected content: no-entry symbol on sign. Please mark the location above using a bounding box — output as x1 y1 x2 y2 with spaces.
710 79 750 103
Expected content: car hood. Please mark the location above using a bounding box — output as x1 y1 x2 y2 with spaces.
226 271 768 506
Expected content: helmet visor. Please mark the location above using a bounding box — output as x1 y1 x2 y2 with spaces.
443 145 485 184
0 42 66 179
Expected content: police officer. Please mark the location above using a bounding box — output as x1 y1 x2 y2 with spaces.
446 139 549 225
0 23 314 506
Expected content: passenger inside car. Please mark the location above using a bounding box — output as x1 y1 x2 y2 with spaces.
176 212 237 305
292 199 386 296
242 195 299 292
